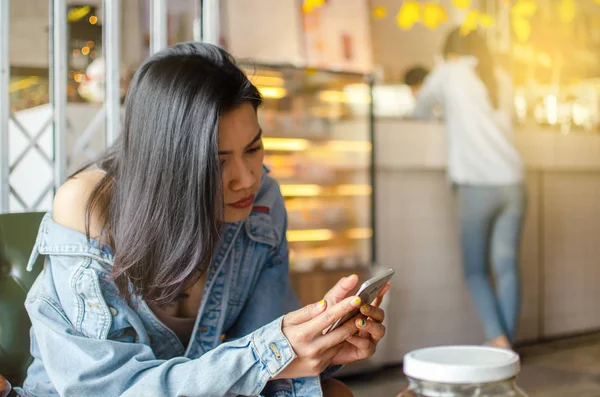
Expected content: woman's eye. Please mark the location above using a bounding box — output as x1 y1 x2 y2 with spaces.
247 145 262 154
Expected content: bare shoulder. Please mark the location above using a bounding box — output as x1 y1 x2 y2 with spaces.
52 170 106 237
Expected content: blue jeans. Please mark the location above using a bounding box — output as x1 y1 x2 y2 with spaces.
457 184 526 342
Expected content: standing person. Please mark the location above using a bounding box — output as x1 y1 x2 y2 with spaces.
403 65 430 97
412 28 525 349
15 42 389 397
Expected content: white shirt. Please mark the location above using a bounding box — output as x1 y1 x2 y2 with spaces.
413 57 524 185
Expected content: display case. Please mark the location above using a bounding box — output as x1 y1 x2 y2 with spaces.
242 64 374 305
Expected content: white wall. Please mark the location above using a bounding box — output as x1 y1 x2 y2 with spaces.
223 0 305 65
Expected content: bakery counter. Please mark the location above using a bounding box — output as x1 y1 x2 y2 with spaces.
372 119 600 364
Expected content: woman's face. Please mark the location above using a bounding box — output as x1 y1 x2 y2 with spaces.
218 102 264 223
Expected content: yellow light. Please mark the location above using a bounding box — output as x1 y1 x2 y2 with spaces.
68 6 91 23
319 90 347 103
461 10 480 35
74 73 83 83
557 0 575 23
373 6 387 19
319 88 371 104
326 140 372 152
512 17 532 42
263 138 310 152
89 15 98 25
397 1 420 30
280 184 322 197
81 46 90 56
511 0 537 18
479 13 495 28
337 184 372 196
536 52 552 67
302 0 325 13
249 75 285 87
9 77 39 93
258 86 287 99
344 83 372 105
347 228 373 239
422 3 448 29
287 229 333 242
453 0 471 9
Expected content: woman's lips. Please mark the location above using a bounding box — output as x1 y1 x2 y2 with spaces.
228 194 255 209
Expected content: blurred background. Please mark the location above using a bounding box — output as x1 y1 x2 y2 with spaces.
2 0 600 396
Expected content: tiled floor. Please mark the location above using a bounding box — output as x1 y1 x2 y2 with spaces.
342 333 600 397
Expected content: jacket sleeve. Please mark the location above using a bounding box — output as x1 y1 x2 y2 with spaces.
225 205 335 396
24 259 296 397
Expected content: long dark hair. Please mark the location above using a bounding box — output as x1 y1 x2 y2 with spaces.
76 43 262 307
443 28 498 109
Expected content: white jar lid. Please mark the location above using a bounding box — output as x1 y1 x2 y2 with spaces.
403 346 520 384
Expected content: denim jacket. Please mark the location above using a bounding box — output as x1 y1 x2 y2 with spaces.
16 169 333 397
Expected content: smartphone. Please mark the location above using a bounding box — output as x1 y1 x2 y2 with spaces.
324 269 395 334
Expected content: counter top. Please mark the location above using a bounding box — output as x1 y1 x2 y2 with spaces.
374 119 600 171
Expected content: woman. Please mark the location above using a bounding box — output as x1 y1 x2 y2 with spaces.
16 43 388 397
412 29 525 349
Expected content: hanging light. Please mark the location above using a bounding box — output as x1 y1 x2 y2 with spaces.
373 5 387 19
557 0 575 23
460 10 480 35
511 0 537 18
453 0 471 9
302 0 325 13
67 6 91 23
479 13 495 28
512 17 532 42
510 0 536 42
397 1 421 29
422 3 448 29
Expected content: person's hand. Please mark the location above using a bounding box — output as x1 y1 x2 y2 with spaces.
323 274 360 307
330 282 391 365
273 295 363 379
0 375 11 397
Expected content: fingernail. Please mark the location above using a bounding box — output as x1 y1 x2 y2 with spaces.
351 297 362 307
316 299 326 309
361 304 370 313
356 318 366 328
350 274 357 278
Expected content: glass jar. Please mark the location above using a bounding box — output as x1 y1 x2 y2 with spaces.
398 346 528 397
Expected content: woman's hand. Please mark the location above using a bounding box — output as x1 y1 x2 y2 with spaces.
329 282 391 366
274 295 363 379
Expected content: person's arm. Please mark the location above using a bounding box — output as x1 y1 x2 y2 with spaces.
225 201 325 395
25 272 295 397
0 375 10 397
412 67 444 120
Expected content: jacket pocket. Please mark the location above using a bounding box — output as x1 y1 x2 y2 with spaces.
72 264 112 339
